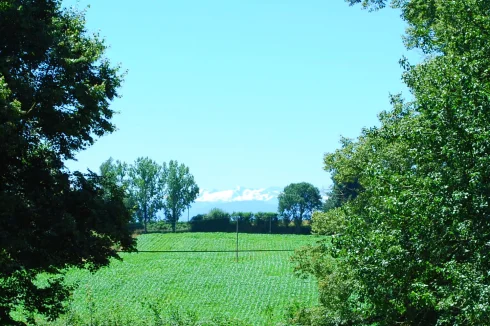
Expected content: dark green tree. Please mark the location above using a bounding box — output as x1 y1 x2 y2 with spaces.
231 212 254 225
278 182 322 229
129 157 164 233
0 1 135 324
323 167 362 212
294 0 490 324
162 160 199 232
206 208 230 220
254 212 279 233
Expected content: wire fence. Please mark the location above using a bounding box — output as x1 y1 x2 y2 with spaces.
119 249 295 253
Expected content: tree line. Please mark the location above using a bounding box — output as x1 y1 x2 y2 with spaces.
189 208 308 234
128 181 324 235
100 157 199 233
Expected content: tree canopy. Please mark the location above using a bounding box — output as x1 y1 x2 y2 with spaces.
293 0 490 324
162 160 199 232
0 1 134 324
129 157 164 233
278 182 322 229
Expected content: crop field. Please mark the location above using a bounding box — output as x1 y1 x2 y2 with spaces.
46 233 322 325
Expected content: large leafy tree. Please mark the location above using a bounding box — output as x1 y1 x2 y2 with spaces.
129 157 164 233
162 160 199 232
0 1 134 324
278 182 322 229
294 0 490 325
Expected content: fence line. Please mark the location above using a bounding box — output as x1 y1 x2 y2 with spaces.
118 249 296 253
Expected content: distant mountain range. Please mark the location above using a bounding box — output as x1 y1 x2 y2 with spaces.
185 187 282 219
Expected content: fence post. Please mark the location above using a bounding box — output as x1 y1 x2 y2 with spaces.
236 219 239 262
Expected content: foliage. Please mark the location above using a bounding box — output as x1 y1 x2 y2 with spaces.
322 172 362 212
190 210 309 234
162 160 200 232
129 157 164 233
206 208 231 220
41 233 319 325
310 208 346 236
278 182 322 229
230 211 253 227
295 0 490 324
190 209 231 232
146 221 190 233
254 212 279 233
99 157 136 215
0 1 135 323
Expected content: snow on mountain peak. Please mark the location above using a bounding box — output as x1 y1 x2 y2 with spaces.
196 187 281 203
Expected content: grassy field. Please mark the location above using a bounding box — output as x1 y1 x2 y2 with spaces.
45 233 321 325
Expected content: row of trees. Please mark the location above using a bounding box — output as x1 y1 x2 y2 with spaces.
293 0 490 325
100 157 199 233
190 208 282 233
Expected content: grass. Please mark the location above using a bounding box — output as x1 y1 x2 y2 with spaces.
44 233 322 325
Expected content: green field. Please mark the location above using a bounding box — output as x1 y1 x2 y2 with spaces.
46 233 321 325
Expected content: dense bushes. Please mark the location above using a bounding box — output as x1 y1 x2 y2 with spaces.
189 209 311 234
129 209 312 234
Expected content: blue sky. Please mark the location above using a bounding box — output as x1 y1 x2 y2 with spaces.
63 0 417 192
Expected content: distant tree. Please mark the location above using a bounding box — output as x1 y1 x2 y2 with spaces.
0 1 135 323
99 158 136 217
161 160 199 232
278 183 322 229
206 208 230 220
129 157 164 233
255 212 279 233
100 157 128 187
190 214 207 222
231 212 254 225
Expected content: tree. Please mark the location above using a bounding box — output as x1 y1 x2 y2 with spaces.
99 158 139 222
278 182 322 229
162 160 199 232
322 168 362 212
231 212 253 225
129 157 164 233
255 212 279 233
100 157 128 188
206 208 230 220
294 0 490 324
0 1 135 324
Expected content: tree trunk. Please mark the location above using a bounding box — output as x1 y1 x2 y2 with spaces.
294 218 302 234
172 208 178 232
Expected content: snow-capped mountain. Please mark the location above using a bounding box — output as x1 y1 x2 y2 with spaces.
196 186 281 203
185 187 282 218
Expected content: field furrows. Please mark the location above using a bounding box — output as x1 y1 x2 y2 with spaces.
58 233 320 325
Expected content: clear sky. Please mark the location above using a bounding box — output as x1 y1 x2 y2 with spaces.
63 0 417 192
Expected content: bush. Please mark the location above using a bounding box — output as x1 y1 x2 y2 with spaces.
147 221 190 233
190 209 232 232
188 209 311 234
311 209 346 236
